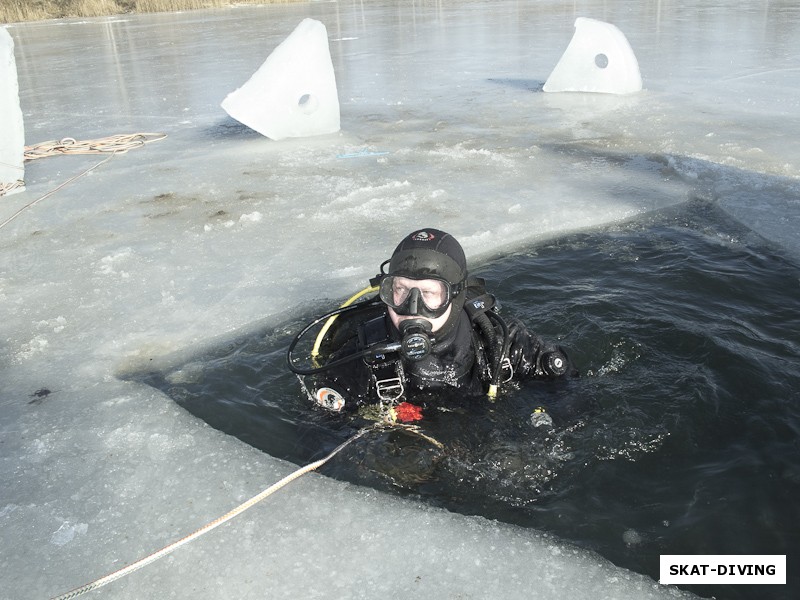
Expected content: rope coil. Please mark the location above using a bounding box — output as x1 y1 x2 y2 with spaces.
0 132 167 227
0 180 25 196
0 133 167 200
23 133 168 161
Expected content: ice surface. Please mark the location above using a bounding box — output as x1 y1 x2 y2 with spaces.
221 18 340 140
0 26 25 195
543 18 642 94
1 0 799 598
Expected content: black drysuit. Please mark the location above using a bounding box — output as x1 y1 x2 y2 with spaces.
302 297 576 414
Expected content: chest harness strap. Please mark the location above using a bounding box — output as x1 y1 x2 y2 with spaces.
369 359 406 403
358 314 406 403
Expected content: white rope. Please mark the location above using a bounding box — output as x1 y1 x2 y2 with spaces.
49 427 371 600
0 133 167 225
0 154 115 230
23 133 167 161
0 180 25 196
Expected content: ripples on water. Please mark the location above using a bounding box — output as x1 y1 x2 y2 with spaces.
141 200 800 600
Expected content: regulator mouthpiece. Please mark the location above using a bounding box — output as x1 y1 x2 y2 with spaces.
399 319 433 361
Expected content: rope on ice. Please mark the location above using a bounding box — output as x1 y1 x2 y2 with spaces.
22 133 167 161
49 426 373 600
0 133 167 227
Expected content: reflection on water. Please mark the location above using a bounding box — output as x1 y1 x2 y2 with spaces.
139 200 800 600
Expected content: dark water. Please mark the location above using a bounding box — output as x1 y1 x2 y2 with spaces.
140 200 800 600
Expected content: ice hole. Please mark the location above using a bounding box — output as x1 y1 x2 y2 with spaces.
595 53 609 69
298 93 319 115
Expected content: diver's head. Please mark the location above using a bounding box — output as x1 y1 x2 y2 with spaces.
379 228 467 335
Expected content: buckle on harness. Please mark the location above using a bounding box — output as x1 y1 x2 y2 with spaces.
500 357 514 383
376 377 404 402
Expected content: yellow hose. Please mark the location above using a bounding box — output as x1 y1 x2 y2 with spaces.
310 285 379 358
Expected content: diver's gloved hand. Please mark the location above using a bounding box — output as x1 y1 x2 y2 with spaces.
506 318 575 380
530 406 554 428
505 319 539 379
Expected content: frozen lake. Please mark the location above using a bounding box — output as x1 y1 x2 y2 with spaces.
2 1 798 598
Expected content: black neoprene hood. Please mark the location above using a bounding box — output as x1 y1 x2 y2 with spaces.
387 229 467 285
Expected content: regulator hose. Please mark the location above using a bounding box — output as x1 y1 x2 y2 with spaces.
484 309 511 399
474 311 498 365
287 299 400 376
311 285 379 357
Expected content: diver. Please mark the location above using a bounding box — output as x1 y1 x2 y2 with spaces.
287 228 577 423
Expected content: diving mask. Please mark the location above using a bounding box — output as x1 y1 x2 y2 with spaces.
379 275 459 319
